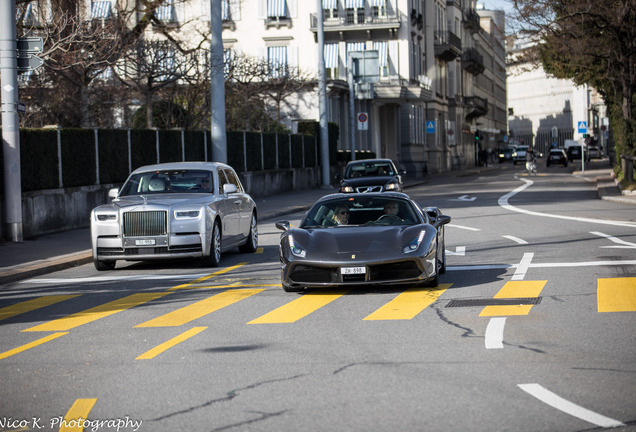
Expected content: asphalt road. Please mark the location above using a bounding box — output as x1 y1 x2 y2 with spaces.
1 165 635 432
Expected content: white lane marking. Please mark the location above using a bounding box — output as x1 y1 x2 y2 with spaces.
502 235 528 245
512 252 534 281
450 195 477 201
448 224 481 231
518 383 625 428
499 178 636 228
446 246 466 256
485 317 506 349
591 231 636 248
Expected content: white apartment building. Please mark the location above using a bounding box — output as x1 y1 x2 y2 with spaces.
507 38 607 154
24 0 507 175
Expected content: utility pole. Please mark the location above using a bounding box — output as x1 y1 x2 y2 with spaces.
316 0 330 186
1 1 23 242
210 0 227 163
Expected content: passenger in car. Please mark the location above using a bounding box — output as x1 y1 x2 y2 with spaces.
331 204 350 225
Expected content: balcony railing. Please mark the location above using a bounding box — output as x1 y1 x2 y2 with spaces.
464 96 489 120
434 30 462 62
462 47 485 75
309 11 400 33
463 8 481 34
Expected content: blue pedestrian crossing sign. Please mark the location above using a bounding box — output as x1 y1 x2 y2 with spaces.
426 121 435 133
578 121 587 133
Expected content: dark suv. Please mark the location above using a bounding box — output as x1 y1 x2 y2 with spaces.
336 159 406 193
567 146 590 163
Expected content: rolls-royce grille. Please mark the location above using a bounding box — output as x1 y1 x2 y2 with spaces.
123 211 167 237
289 265 333 283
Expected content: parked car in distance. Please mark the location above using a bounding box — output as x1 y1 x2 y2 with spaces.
546 149 568 167
335 158 405 193
512 146 529 164
588 146 602 159
498 147 515 163
275 192 450 292
90 162 258 270
567 146 589 162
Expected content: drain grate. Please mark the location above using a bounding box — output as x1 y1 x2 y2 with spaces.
446 297 542 308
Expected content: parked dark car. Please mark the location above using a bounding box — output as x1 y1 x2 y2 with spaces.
588 146 602 159
275 192 450 292
567 146 589 162
546 149 568 167
335 158 405 193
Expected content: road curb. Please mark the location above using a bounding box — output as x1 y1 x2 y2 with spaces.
0 252 93 285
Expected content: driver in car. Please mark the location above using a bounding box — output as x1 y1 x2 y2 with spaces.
383 201 400 216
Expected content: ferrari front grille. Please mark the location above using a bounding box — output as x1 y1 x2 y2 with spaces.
123 211 167 237
369 261 421 281
289 265 333 283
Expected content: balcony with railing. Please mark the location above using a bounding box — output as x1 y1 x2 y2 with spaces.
434 30 462 62
309 9 400 36
463 8 481 34
464 96 489 120
462 47 485 75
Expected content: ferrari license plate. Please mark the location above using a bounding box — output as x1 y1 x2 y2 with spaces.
135 239 156 246
341 266 366 275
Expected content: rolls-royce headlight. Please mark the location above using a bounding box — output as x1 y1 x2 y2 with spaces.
288 234 306 257
174 210 201 219
96 214 117 222
403 230 426 254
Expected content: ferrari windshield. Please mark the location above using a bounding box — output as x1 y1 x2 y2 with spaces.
301 196 420 227
119 170 213 196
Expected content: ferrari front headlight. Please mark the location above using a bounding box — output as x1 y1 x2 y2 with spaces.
403 230 426 254
288 234 306 257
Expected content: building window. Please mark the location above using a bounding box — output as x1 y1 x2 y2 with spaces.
344 0 365 24
324 43 339 79
157 50 176 81
370 0 386 18
374 41 388 77
323 0 339 20
268 46 288 78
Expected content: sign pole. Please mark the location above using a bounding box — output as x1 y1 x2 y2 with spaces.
348 54 356 161
1 1 24 242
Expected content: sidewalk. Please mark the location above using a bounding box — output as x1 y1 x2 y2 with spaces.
0 165 633 285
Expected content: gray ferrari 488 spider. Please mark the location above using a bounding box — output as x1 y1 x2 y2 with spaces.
275 192 451 292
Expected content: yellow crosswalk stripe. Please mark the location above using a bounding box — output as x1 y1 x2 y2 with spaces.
166 263 247 291
0 295 79 321
480 280 546 317
22 292 172 332
0 332 68 360
248 290 348 324
363 284 451 320
598 277 636 312
136 327 207 360
135 289 264 327
59 398 97 432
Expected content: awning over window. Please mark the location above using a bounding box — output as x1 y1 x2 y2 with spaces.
268 46 288 77
324 44 339 68
156 0 174 21
346 42 365 53
91 1 111 18
267 0 287 17
374 41 387 67
222 0 230 20
370 0 385 7
322 0 338 8
345 0 364 8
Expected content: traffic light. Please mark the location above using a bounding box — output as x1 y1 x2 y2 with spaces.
474 130 481 143
583 133 588 138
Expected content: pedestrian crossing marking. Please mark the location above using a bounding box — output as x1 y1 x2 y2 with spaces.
136 327 207 359
166 263 247 291
60 398 97 432
135 289 264 327
363 284 451 320
22 292 172 332
0 295 79 322
598 277 636 312
0 332 68 360
480 280 546 317
247 290 348 324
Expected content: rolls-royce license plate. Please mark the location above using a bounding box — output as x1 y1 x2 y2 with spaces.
341 266 365 275
135 239 156 246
